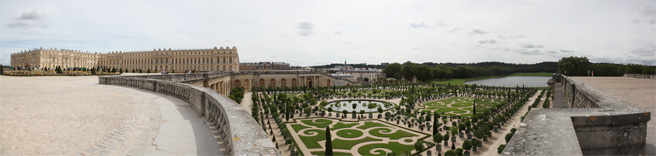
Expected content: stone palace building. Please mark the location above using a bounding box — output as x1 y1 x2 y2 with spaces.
10 46 240 72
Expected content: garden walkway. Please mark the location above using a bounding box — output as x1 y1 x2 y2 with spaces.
477 90 543 156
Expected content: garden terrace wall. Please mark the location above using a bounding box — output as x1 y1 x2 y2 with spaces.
502 75 651 155
99 76 280 155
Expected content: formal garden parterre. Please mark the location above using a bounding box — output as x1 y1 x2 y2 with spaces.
248 83 540 156
288 118 430 156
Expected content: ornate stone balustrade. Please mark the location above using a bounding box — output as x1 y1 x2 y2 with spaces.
561 75 599 108
99 76 279 155
624 74 656 79
503 75 651 155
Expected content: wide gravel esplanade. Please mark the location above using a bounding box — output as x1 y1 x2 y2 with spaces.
0 75 222 155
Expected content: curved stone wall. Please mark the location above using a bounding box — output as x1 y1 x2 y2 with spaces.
99 75 280 155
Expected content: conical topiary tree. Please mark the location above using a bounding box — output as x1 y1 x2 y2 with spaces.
325 126 333 156
473 100 476 115
433 111 438 135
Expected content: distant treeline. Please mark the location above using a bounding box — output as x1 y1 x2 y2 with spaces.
313 57 655 82
557 56 655 76
382 61 558 82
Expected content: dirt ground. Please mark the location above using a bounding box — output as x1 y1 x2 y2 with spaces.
0 76 140 155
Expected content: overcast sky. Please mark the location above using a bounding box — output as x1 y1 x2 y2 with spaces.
1 0 655 66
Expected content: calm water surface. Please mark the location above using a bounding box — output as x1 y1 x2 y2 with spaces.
464 76 550 87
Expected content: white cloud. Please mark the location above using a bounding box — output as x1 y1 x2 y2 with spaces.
1 0 655 65
519 43 544 48
410 22 429 28
469 27 487 35
513 49 541 55
499 35 525 39
632 5 655 25
478 38 496 44
438 19 447 27
296 21 314 36
7 8 48 30
629 43 655 57
560 49 575 53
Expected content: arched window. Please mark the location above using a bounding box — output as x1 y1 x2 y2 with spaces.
281 78 287 88
234 79 241 88
270 79 276 88
259 78 265 88
291 78 297 88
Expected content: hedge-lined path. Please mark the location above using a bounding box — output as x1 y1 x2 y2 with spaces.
476 90 542 156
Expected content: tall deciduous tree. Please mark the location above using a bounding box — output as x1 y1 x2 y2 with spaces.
383 63 402 79
557 56 591 76
401 61 417 80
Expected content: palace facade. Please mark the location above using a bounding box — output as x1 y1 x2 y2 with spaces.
10 46 239 72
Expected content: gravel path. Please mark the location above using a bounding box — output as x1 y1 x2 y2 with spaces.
478 90 542 156
0 75 221 155
0 76 157 155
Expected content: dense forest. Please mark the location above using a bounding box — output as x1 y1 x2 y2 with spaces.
313 57 654 83
381 61 557 82
557 56 655 76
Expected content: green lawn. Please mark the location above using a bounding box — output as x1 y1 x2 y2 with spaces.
298 129 326 149
368 128 417 139
356 122 388 130
311 151 354 156
336 129 363 138
358 142 415 156
301 119 333 128
331 122 359 130
291 119 428 156
292 124 310 132
332 137 382 149
423 97 506 117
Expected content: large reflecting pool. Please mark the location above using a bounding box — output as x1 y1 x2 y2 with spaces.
464 76 550 87
324 100 394 113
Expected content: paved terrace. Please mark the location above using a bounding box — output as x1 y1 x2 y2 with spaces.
0 75 221 155
503 76 654 155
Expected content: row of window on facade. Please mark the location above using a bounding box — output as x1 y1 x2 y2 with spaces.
98 57 237 65
230 78 330 88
